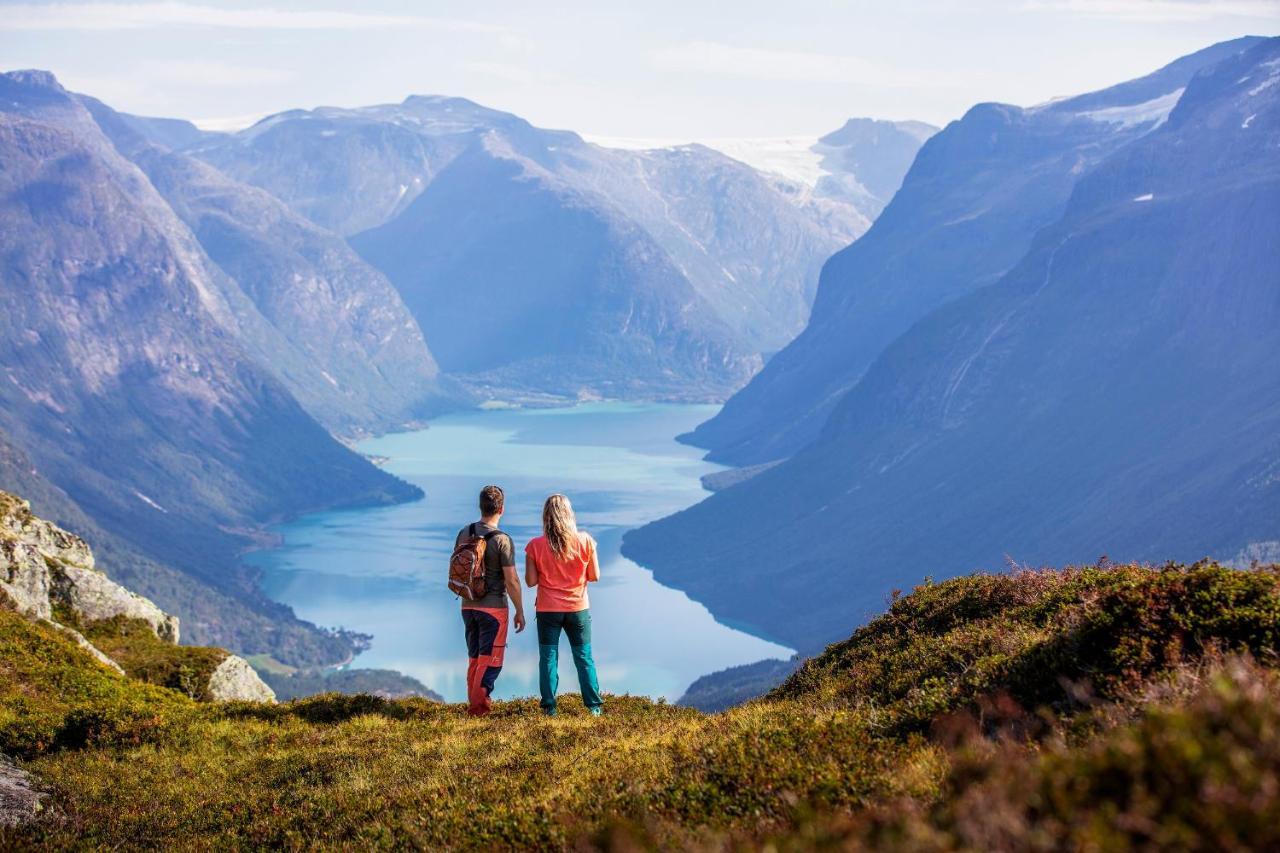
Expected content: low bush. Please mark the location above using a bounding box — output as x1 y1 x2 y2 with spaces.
0 562 1275 849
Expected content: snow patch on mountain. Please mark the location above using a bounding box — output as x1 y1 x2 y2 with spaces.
1078 88 1184 128
587 135 826 187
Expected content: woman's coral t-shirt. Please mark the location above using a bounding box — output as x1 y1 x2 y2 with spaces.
525 533 596 612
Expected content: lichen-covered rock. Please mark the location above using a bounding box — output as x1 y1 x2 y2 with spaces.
0 492 94 570
207 655 277 703
0 539 53 620
0 753 43 828
49 564 180 644
0 492 179 643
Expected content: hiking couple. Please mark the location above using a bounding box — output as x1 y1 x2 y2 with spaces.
450 484 604 717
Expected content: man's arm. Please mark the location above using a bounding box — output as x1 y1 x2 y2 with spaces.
501 534 525 632
503 564 526 633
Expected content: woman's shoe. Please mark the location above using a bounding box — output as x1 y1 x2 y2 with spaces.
588 707 602 717
542 707 557 717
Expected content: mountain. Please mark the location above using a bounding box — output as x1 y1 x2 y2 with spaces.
807 118 938 218
0 70 420 665
75 94 446 434
623 37 1280 652
686 36 1265 465
591 117 937 226
349 138 760 399
187 97 878 395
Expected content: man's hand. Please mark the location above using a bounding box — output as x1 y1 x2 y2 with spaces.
514 609 527 633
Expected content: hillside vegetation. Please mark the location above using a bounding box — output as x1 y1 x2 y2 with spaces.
2 561 1277 849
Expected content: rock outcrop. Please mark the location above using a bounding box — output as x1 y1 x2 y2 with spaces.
0 492 178 640
0 491 273 702
207 655 278 703
0 753 43 829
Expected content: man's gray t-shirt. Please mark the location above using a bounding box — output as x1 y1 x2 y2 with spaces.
455 522 515 609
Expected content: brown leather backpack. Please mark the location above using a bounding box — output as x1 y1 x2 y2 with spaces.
449 523 499 601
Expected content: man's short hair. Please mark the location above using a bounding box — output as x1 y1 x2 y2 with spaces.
479 485 505 516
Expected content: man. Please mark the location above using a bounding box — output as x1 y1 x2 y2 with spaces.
456 484 525 716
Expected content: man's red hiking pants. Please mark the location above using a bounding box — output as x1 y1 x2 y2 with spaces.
461 606 508 716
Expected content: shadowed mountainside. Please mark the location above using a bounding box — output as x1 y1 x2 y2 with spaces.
686 36 1265 465
0 71 422 666
625 37 1280 653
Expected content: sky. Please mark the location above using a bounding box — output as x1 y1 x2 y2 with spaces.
1 0 1277 138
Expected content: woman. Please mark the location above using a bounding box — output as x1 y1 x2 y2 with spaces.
524 494 603 716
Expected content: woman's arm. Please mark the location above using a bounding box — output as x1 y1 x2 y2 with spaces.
525 553 539 588
586 535 600 582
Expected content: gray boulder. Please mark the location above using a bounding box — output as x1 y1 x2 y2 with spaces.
49 563 180 643
207 654 276 703
0 537 52 620
0 753 43 828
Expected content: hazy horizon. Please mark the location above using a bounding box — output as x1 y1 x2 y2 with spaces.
2 0 1277 138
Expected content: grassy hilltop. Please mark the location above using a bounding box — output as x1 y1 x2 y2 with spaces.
2 561 1278 850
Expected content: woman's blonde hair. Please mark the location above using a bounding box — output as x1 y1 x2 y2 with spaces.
542 493 581 558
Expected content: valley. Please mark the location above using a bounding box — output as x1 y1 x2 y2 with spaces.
248 403 793 702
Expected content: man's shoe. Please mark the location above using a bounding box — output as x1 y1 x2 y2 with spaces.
542 707 557 717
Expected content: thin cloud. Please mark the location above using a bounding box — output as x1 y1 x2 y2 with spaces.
135 59 295 87
1020 0 1280 21
0 2 506 32
462 61 564 86
651 41 965 88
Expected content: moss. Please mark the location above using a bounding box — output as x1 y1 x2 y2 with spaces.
0 562 1276 850
772 562 1280 731
80 616 226 701
0 607 191 759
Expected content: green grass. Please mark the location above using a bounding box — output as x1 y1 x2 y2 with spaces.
79 617 228 701
0 603 190 761
243 654 297 677
1 561 1277 850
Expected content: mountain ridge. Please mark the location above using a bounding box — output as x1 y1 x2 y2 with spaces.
624 36 1280 652
683 35 1267 466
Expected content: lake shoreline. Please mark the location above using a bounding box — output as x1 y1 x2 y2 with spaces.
247 403 792 703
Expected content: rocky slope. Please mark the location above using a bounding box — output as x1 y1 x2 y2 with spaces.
625 37 1280 652
76 94 446 434
0 491 273 703
0 71 419 665
687 36 1266 465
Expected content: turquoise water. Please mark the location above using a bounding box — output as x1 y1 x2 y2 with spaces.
250 403 793 702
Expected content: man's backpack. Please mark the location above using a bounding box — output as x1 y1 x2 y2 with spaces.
449 523 500 601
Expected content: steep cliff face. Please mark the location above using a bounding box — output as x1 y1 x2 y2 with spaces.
0 491 273 703
0 71 418 665
686 36 1266 465
78 94 446 434
625 37 1280 652
350 140 761 399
